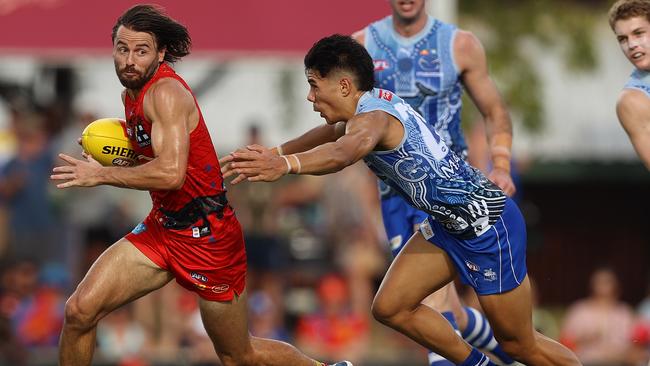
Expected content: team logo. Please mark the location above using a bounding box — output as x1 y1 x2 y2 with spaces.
395 155 430 182
465 260 480 272
131 223 147 235
389 235 403 251
374 59 390 71
418 49 440 72
483 268 497 282
211 284 230 294
190 272 208 282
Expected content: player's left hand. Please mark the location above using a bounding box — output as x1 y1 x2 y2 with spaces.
488 168 516 197
224 144 288 184
50 152 102 188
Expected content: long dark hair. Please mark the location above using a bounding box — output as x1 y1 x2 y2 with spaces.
112 4 191 63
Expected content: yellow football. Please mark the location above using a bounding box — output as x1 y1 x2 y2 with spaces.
81 118 137 167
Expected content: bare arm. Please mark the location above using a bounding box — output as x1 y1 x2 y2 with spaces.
225 111 392 182
616 89 650 169
455 30 516 195
52 78 196 190
276 122 346 155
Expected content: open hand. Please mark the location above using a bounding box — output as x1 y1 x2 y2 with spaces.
220 144 288 185
50 152 103 189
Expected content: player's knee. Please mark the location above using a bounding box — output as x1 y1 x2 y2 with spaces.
63 293 101 330
371 296 406 326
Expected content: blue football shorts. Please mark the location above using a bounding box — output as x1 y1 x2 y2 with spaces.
419 197 528 295
381 193 429 257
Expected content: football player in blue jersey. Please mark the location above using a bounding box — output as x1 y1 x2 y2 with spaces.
221 34 580 366
353 1 517 365
610 0 650 169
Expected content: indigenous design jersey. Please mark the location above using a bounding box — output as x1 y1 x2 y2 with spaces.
365 15 466 158
624 69 650 97
360 89 506 239
124 63 224 213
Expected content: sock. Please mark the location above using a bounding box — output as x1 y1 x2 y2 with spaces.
462 307 516 366
459 348 497 366
427 311 458 366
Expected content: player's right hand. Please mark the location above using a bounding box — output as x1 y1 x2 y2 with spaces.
223 144 288 184
220 147 250 184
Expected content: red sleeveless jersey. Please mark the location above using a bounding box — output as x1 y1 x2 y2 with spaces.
124 63 223 212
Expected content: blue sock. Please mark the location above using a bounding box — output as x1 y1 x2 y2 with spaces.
427 311 458 366
462 307 516 366
459 348 497 366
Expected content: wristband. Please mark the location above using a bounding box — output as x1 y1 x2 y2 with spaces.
291 154 302 174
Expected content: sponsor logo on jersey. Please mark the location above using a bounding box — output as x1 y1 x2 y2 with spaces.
483 268 497 282
211 284 230 294
465 260 480 272
127 117 152 148
378 89 393 101
190 272 208 282
374 59 390 71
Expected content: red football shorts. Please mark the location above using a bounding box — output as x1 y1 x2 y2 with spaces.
125 207 247 302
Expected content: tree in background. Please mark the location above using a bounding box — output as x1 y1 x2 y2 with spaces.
458 0 607 131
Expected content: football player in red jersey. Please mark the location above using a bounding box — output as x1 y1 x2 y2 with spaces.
51 5 351 366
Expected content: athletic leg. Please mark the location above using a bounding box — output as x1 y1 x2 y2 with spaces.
420 284 461 366
382 196 465 365
372 232 489 364
461 306 516 365
59 238 173 366
478 276 581 366
199 290 349 366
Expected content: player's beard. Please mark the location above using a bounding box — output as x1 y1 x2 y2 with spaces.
116 60 160 90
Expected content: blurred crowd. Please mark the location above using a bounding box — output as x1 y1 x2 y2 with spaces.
0 80 649 366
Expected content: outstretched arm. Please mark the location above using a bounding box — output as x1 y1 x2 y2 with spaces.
455 30 515 196
275 121 346 155
616 89 650 169
224 111 390 183
51 78 196 190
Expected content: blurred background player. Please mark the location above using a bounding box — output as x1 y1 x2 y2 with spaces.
609 0 650 169
50 5 351 366
352 0 516 364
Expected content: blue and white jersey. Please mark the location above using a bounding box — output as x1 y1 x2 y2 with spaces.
365 15 466 158
359 89 506 239
624 69 650 97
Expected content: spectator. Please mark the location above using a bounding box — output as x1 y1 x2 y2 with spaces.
295 274 370 364
561 267 636 366
0 112 61 264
